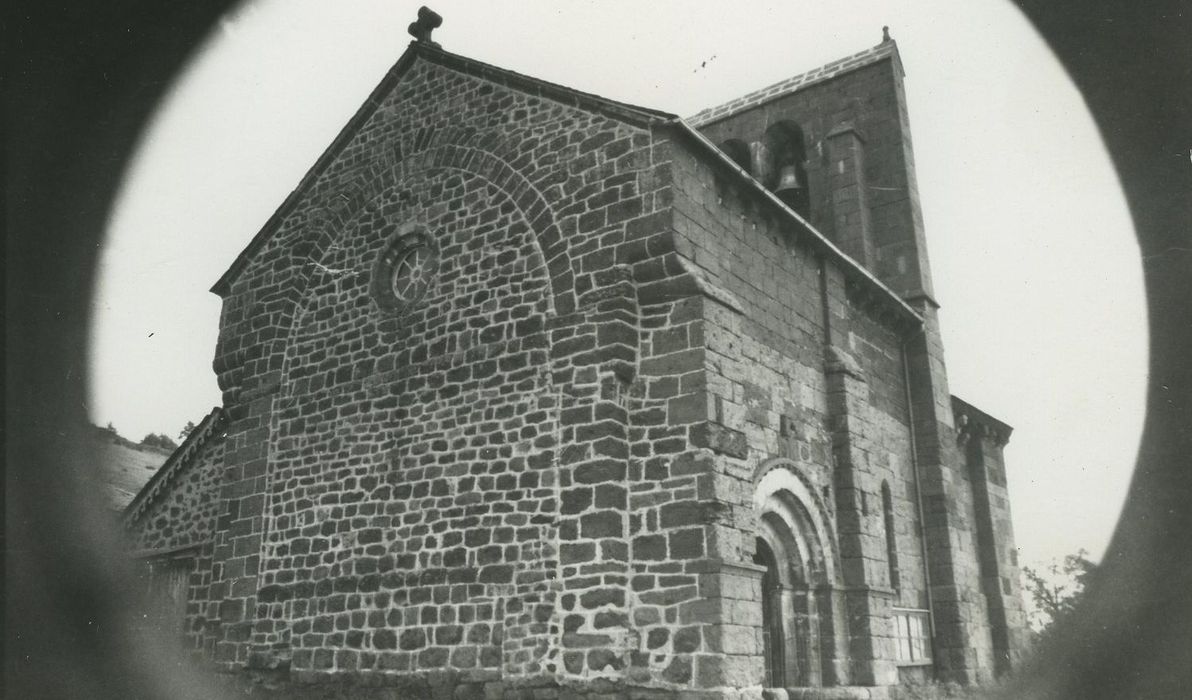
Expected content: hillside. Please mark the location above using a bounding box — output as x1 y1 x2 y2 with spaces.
86 424 172 513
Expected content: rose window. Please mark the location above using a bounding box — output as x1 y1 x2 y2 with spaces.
371 230 438 313
390 244 435 304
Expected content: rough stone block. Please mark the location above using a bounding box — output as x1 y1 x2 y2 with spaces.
689 421 748 459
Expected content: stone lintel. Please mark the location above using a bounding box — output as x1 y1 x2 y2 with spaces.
686 557 767 578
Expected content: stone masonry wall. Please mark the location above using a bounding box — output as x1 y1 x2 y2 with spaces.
665 135 929 688
127 437 226 553
697 49 1006 684
126 436 226 654
844 296 928 612
202 49 687 695
955 401 1027 678
253 164 558 681
903 303 994 684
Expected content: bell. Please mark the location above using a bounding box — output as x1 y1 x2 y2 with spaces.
774 163 804 195
774 163 809 216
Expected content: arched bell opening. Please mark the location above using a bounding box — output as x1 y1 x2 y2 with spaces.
762 120 810 218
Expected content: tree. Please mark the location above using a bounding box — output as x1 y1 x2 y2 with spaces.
177 420 196 441
139 432 178 452
1021 549 1097 644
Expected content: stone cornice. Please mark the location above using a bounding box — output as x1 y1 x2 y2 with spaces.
952 395 1013 447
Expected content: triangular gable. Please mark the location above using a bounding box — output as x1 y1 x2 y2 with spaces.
210 41 676 297
123 407 225 526
209 40 920 327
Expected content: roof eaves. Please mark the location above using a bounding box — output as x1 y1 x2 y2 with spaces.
122 407 226 526
688 40 900 128
667 117 922 327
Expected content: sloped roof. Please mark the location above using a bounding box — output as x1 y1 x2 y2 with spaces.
123 407 225 526
688 39 903 127
210 39 920 326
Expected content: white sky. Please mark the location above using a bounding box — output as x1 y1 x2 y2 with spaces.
89 0 1147 573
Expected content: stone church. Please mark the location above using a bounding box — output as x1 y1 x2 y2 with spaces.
125 10 1027 698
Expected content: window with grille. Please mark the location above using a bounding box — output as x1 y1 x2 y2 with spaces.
893 608 933 665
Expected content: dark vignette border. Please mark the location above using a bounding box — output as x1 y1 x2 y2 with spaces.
5 1 1190 698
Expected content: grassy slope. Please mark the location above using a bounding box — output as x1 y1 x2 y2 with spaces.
86 425 172 513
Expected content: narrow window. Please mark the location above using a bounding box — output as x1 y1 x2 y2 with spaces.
882 481 900 591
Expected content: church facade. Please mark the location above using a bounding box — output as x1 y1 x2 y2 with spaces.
125 16 1027 699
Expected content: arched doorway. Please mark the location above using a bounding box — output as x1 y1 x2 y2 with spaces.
753 463 841 689
753 537 786 686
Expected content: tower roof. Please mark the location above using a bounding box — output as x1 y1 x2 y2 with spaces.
688 37 903 127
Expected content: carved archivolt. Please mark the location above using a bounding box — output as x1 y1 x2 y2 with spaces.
753 459 839 586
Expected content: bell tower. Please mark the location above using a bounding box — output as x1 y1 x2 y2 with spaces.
690 29 933 299
691 31 1000 684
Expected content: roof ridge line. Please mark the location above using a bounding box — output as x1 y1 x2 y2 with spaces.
413 43 677 124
